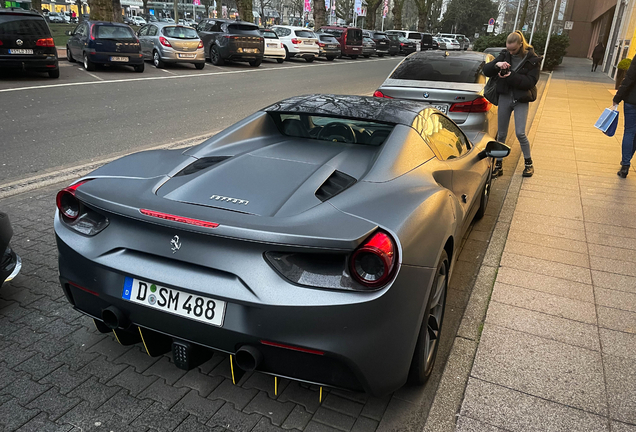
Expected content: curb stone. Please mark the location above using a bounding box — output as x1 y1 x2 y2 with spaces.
422 71 554 432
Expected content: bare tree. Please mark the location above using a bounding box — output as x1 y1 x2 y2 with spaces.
112 0 123 22
413 0 434 31
31 0 42 12
391 0 404 29
88 0 114 20
237 0 254 21
336 0 354 23
313 0 326 28
364 0 383 29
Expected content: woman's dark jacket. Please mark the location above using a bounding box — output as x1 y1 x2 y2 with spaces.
614 57 636 106
483 47 542 103
592 44 605 62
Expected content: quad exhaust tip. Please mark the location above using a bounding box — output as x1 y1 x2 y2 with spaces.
101 306 128 329
236 345 263 372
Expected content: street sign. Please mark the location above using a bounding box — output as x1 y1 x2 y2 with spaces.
522 24 528 31
488 18 495 26
487 24 494 33
564 20 574 30
474 33 479 39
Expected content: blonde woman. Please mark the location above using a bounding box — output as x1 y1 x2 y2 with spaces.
483 31 542 177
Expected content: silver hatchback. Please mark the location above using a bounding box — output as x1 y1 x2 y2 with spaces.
374 50 497 141
137 22 205 69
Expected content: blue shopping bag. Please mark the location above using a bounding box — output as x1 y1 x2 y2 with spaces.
594 108 619 137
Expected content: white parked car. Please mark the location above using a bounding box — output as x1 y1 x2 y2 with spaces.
132 16 147 26
271 25 319 62
443 38 461 50
260 28 286 63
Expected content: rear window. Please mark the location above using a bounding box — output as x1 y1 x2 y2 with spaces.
227 23 260 34
323 29 343 37
162 26 198 39
270 113 395 146
261 30 278 39
0 15 49 37
94 25 136 39
408 33 421 40
390 56 486 83
294 30 314 38
373 33 388 40
346 29 362 44
319 34 337 43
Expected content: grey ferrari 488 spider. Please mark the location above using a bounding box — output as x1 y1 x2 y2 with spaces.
54 94 510 396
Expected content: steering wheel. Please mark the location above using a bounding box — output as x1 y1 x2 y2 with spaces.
317 122 357 143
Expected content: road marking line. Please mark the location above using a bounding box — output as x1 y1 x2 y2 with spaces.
82 69 104 81
0 57 394 94
160 68 178 75
0 130 220 199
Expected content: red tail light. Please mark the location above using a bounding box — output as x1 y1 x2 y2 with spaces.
0 40 3 46
140 209 219 228
36 38 55 47
350 231 397 288
400 42 405 46
224 35 239 39
56 180 90 221
449 96 492 113
318 42 325 47
373 90 392 98
90 24 95 40
159 36 172 47
291 38 301 44
260 340 324 356
197 40 204 49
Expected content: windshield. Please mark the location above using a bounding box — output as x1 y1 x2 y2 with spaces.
94 25 136 39
162 26 198 39
408 33 421 40
0 15 49 36
390 56 486 83
374 33 388 40
270 113 395 146
398 37 410 43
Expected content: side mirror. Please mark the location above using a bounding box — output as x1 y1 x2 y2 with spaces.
65 30 72 36
479 141 510 160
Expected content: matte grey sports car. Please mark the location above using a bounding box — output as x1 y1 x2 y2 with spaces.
54 95 510 396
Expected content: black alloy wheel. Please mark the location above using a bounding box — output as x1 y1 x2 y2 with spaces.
195 62 205 69
474 167 492 220
276 58 284 63
210 45 224 66
408 249 449 385
83 53 95 71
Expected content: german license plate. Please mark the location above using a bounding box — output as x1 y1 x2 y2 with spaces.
304 41 313 44
9 49 33 54
122 277 226 327
267 43 277 48
428 104 449 114
110 56 129 62
178 53 195 58
244 48 257 53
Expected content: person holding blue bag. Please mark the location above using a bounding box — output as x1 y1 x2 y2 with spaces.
613 56 636 178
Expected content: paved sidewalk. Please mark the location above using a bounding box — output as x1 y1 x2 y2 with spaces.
456 58 636 431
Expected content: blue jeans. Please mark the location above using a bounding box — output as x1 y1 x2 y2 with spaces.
622 103 636 166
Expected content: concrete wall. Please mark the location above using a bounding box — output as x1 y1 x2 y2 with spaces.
563 0 617 57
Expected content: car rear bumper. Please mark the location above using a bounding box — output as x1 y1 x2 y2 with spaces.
56 233 434 396
287 46 318 57
159 47 205 63
319 48 340 57
0 56 58 71
342 46 362 56
89 51 144 65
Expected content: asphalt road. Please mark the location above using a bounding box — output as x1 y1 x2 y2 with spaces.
0 56 402 184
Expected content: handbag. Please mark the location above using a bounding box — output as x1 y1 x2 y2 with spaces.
484 76 499 106
594 108 619 137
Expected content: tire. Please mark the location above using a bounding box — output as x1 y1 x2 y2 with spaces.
83 53 95 71
152 50 164 68
325 56 334 61
67 46 75 62
210 45 224 66
350 55 358 59
276 58 284 63
134 63 144 72
284 46 291 61
363 54 370 58
390 53 396 56
249 58 262 67
305 57 314 63
474 167 493 220
378 53 384 57
195 62 205 70
408 249 449 385
48 68 60 78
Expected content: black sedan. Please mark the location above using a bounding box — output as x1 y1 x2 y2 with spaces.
1 212 21 287
197 18 264 67
363 31 390 57
0 8 59 78
66 21 144 72
398 37 416 55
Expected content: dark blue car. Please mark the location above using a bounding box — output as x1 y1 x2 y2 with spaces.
66 21 144 72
